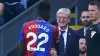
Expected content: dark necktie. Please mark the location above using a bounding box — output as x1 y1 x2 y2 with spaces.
59 31 65 53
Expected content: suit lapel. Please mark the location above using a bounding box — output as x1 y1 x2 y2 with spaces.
81 28 84 36
83 28 85 36
66 27 71 50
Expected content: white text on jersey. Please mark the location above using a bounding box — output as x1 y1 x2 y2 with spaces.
28 24 49 32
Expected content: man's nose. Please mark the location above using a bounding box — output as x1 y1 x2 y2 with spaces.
82 44 85 47
89 11 92 15
84 18 87 20
60 18 64 21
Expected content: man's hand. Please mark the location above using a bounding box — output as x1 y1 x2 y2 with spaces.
50 48 58 56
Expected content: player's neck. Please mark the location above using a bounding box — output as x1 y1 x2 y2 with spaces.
60 26 68 30
37 16 44 20
93 18 100 24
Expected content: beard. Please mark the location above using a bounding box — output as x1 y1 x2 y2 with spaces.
79 49 87 54
83 21 91 27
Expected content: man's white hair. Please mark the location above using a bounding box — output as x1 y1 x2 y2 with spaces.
56 8 71 18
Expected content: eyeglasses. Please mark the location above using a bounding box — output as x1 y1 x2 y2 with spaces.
57 16 69 20
81 16 90 18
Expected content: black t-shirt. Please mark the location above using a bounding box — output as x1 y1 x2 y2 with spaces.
86 23 100 56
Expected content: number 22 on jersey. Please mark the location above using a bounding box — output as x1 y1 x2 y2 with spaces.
26 32 49 52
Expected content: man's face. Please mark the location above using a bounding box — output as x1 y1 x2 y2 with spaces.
88 5 100 21
79 38 87 53
0 3 4 15
57 12 70 27
81 11 91 26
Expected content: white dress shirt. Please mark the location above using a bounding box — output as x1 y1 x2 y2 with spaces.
84 27 90 36
84 27 86 36
58 26 68 49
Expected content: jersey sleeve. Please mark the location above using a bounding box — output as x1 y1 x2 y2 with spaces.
19 23 26 42
53 26 59 44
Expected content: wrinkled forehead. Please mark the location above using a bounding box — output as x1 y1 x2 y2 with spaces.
79 38 86 43
56 8 70 16
57 12 69 17
81 11 89 16
88 5 99 10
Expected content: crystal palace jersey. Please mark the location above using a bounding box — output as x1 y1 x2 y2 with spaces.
19 20 59 56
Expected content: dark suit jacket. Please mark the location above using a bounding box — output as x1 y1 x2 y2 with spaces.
76 27 84 37
58 27 79 56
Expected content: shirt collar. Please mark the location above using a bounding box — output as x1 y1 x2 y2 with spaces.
58 26 68 33
84 24 92 31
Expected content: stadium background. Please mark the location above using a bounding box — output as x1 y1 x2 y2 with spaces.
0 0 94 56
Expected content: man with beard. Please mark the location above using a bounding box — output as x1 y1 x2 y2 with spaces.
79 37 87 56
77 11 92 37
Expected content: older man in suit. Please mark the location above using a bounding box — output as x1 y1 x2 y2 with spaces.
53 8 78 56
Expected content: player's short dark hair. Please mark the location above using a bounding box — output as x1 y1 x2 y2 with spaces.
38 1 50 10
79 36 86 40
37 0 51 15
89 1 100 10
